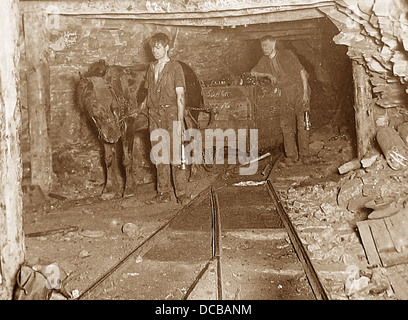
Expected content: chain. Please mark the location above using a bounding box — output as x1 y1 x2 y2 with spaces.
189 106 215 113
107 87 142 127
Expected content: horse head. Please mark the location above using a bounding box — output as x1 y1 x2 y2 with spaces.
78 76 122 143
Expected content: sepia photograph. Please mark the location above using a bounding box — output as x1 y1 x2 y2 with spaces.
1 0 408 308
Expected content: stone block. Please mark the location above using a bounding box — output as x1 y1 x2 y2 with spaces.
361 149 380 168
337 178 363 207
347 195 374 213
338 159 361 174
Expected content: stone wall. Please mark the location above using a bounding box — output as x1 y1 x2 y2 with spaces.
321 0 408 131
18 1 352 195
20 14 345 143
19 12 263 193
45 18 260 146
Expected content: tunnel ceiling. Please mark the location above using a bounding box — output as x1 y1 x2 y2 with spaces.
21 0 336 26
19 0 408 107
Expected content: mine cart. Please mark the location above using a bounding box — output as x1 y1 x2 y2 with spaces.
200 83 282 152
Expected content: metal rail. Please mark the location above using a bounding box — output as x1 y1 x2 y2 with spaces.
74 154 329 300
183 186 223 300
210 187 223 300
182 260 213 300
77 182 216 300
265 179 329 300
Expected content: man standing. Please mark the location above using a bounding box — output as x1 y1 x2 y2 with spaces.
251 36 311 165
144 32 190 205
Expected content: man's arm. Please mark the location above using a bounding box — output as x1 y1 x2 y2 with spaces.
250 70 277 84
250 57 277 84
300 69 310 107
175 86 185 131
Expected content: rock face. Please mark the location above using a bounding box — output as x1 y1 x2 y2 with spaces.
277 148 408 299
322 1 408 108
316 1 408 163
17 0 408 197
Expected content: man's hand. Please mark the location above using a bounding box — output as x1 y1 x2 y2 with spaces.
268 74 277 84
175 120 185 139
250 71 276 84
175 86 185 141
302 92 310 107
140 99 146 110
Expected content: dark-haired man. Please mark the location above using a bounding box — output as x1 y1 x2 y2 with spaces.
144 32 190 205
251 35 311 165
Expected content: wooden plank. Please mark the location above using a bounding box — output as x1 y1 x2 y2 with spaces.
366 211 408 267
351 60 376 159
383 210 408 253
389 210 408 250
20 0 332 16
20 0 328 27
369 219 395 253
232 28 319 40
338 158 361 174
384 217 404 253
202 86 252 124
78 14 324 30
387 266 408 299
378 251 408 268
24 10 53 193
356 221 382 267
234 19 319 32
0 0 25 300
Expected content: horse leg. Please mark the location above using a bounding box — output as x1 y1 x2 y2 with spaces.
122 133 135 197
101 143 120 200
184 110 202 182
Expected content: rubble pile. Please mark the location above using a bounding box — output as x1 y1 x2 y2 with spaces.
278 130 408 299
281 181 364 265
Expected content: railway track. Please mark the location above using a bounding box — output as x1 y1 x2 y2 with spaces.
78 158 328 300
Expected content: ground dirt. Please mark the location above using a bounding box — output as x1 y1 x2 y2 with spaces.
21 125 407 300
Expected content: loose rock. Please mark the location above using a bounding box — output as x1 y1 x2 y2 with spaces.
122 222 140 238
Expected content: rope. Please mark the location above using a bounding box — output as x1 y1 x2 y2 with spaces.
187 107 216 130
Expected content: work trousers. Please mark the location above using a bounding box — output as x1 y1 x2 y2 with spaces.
148 105 188 198
279 85 310 160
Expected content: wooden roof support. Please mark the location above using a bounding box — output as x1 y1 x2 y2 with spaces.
19 0 337 15
39 8 327 27
23 10 53 194
19 0 332 26
352 60 376 159
0 0 25 300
